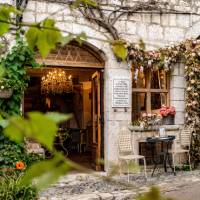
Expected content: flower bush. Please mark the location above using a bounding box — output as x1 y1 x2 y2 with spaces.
0 78 11 91
159 105 176 117
132 113 161 129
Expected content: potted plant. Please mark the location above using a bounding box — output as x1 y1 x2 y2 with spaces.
0 78 13 98
160 105 176 125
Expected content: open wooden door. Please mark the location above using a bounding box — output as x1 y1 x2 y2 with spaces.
92 71 101 170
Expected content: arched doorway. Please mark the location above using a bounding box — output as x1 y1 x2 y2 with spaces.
24 42 105 170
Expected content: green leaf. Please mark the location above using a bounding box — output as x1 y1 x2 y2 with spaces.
111 40 128 61
0 119 8 128
4 116 30 143
60 34 74 46
25 25 40 49
19 153 70 190
25 18 62 58
28 112 58 150
0 63 5 78
46 112 72 123
71 0 97 9
139 39 146 50
4 112 59 150
75 32 87 45
136 186 170 200
0 5 20 36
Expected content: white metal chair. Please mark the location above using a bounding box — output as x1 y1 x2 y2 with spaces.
169 128 192 172
118 127 147 181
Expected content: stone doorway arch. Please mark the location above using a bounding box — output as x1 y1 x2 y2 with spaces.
35 41 105 68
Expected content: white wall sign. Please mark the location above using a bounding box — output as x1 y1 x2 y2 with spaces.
112 78 130 108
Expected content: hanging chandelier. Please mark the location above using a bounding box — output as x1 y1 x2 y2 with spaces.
41 69 73 95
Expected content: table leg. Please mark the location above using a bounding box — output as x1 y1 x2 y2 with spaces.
166 141 176 175
151 142 157 177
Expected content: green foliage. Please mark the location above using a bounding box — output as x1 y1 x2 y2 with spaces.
26 18 62 58
0 133 43 169
4 111 70 151
111 39 128 61
136 187 173 200
20 152 70 190
0 173 37 200
46 112 72 123
0 134 24 169
0 35 38 115
0 5 20 36
3 112 71 191
0 113 71 193
0 34 39 170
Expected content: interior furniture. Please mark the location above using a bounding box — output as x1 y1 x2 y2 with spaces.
146 135 176 176
118 128 147 182
128 125 180 159
169 128 192 172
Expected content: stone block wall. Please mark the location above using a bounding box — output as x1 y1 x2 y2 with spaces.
5 0 200 169
170 63 186 125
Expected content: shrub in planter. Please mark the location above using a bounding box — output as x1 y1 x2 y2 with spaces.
0 173 37 200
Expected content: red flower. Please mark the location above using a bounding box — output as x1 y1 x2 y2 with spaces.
16 161 25 170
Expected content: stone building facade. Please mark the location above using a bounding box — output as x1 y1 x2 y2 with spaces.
5 0 200 170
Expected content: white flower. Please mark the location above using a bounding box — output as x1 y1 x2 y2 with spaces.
194 93 199 96
190 79 195 84
192 53 196 57
190 72 194 76
187 87 192 91
192 101 197 105
1 85 4 90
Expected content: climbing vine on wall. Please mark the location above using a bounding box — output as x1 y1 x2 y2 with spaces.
0 34 38 115
128 39 200 165
0 33 39 169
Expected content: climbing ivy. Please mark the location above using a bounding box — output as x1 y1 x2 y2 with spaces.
0 34 38 115
0 33 39 169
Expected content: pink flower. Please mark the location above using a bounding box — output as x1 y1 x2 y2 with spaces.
159 105 176 117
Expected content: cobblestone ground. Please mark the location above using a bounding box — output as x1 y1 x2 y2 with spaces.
39 169 200 200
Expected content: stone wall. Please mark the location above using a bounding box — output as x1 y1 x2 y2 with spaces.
170 63 186 125
10 0 200 169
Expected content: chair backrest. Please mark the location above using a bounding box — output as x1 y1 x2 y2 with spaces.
180 129 191 147
118 127 133 155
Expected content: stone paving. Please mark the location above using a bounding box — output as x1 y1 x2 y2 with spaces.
39 169 200 200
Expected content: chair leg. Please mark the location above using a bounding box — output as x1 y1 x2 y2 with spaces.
119 160 123 177
188 152 192 171
143 157 147 179
126 161 130 182
172 153 176 173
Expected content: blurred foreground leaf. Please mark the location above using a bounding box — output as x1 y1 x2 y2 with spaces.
19 153 70 190
46 112 72 123
136 187 173 200
26 18 62 58
0 5 20 36
4 112 71 150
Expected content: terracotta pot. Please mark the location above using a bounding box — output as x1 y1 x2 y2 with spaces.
0 89 13 98
162 115 175 125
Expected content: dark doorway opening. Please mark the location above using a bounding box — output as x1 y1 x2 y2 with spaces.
24 67 104 170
